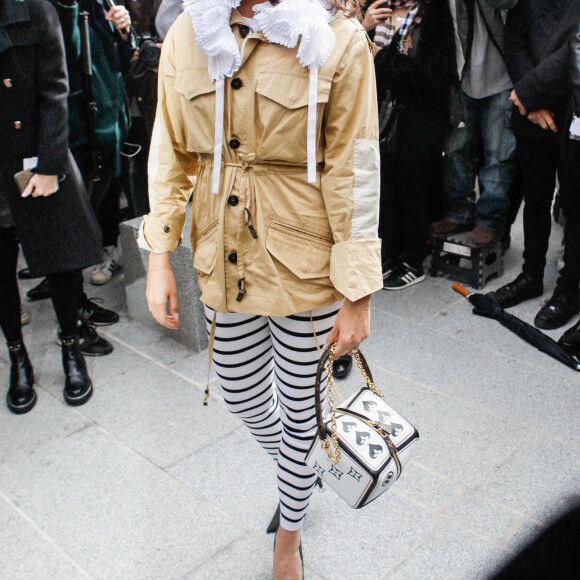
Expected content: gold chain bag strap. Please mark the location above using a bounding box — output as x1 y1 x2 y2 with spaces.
306 343 419 509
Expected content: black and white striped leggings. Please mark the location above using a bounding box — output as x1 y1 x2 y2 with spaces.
205 301 341 531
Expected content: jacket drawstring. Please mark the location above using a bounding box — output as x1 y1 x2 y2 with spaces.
204 310 218 405
307 66 319 183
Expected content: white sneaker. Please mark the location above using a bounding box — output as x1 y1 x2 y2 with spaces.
90 245 120 286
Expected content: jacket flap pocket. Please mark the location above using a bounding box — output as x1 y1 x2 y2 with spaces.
266 221 331 279
256 73 332 109
174 68 216 100
193 220 219 275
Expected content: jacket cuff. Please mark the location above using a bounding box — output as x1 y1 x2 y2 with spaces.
138 214 183 253
515 79 538 114
330 239 383 302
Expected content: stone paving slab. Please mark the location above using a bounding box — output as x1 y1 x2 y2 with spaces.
1 211 579 579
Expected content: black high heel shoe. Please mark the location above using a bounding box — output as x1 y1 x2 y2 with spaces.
6 341 37 414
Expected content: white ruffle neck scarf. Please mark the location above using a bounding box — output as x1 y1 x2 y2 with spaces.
183 0 338 192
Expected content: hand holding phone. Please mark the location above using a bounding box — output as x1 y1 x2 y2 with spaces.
362 0 392 33
15 172 59 198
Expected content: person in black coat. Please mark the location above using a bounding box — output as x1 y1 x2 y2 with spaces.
0 0 101 413
495 0 580 331
364 0 456 290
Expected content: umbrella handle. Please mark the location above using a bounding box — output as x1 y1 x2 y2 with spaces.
452 283 471 298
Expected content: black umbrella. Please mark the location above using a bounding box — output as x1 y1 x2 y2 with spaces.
452 283 580 372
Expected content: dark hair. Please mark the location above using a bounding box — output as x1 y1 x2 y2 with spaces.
269 0 362 18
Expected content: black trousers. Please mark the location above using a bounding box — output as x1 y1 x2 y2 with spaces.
0 228 81 343
517 135 580 289
379 112 444 269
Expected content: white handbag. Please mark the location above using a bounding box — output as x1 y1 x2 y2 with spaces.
305 346 419 508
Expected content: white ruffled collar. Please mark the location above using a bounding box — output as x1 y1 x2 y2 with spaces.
182 0 340 192
183 0 338 81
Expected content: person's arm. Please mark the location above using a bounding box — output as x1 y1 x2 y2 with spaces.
48 0 82 74
320 26 383 356
139 25 199 329
33 2 70 178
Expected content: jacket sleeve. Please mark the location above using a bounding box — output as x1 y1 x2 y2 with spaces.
321 27 383 302
569 22 580 113
504 3 534 86
34 2 70 176
482 0 517 9
137 25 198 253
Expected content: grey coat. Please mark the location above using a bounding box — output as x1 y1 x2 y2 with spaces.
0 0 101 276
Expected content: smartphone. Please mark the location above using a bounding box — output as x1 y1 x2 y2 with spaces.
14 170 34 195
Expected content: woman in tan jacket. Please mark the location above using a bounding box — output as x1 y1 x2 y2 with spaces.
139 0 382 577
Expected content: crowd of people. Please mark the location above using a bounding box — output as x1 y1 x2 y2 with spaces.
2 0 580 578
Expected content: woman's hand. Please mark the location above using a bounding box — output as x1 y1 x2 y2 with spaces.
146 252 180 329
21 174 59 198
324 295 371 358
362 0 392 32
105 4 131 40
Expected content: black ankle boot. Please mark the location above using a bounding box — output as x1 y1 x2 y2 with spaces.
60 335 93 406
7 341 37 414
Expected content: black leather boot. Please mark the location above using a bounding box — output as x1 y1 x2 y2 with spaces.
61 335 93 406
558 318 580 358
6 341 37 414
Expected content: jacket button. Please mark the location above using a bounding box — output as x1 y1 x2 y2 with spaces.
228 195 239 206
163 225 170 233
228 252 238 264
14 121 21 130
231 78 242 90
3 78 12 88
229 138 240 150
239 25 250 38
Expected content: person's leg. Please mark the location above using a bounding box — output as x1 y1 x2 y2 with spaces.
474 89 516 233
0 227 36 414
268 302 339 531
0 228 23 343
440 89 479 228
47 269 93 406
205 308 281 458
534 136 580 330
378 149 401 272
268 301 339 580
493 136 559 308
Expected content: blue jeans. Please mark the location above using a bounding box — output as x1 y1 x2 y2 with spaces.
443 89 516 231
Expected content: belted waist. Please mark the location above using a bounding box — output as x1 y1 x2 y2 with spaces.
197 153 308 176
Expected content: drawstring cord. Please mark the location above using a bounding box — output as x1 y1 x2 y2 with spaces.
204 310 218 406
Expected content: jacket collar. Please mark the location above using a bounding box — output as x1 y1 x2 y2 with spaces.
0 0 30 55
0 0 31 28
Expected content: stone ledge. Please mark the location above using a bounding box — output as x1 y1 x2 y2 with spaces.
119 207 207 353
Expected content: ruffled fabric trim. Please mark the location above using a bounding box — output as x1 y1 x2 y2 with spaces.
254 0 337 68
183 0 242 82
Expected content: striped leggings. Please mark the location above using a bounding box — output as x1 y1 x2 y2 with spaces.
205 301 341 531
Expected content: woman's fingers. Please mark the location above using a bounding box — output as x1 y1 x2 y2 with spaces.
146 269 180 329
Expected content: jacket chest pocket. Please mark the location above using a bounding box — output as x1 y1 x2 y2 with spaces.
174 68 216 154
255 72 332 162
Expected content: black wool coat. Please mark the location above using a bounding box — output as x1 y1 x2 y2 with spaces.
504 0 580 141
0 0 101 277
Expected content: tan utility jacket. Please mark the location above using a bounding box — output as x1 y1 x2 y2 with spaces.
139 10 383 316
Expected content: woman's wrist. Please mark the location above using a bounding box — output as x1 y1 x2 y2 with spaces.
343 295 371 310
148 252 171 272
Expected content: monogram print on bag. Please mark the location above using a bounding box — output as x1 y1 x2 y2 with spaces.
313 462 326 477
355 431 371 445
342 422 357 433
348 467 362 482
391 423 403 436
329 465 343 480
382 471 395 486
362 401 378 412
377 410 391 423
369 444 383 459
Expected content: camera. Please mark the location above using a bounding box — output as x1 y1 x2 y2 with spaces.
139 35 162 70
